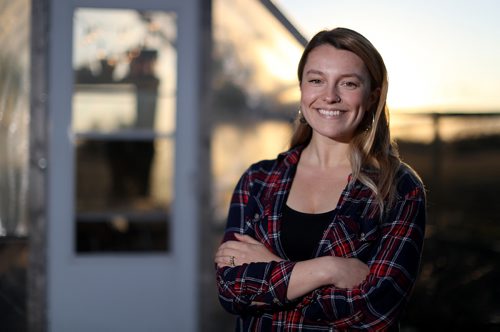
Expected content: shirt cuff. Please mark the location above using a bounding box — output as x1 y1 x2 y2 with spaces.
265 260 297 307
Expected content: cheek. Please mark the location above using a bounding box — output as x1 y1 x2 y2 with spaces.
299 91 311 107
300 86 318 105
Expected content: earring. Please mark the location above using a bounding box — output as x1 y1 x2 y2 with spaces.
298 108 307 124
365 112 375 132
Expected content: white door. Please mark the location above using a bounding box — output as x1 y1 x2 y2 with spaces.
47 0 202 330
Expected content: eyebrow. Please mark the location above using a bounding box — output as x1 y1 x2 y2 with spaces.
305 69 365 82
304 69 325 77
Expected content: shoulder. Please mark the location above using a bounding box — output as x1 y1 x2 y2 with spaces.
245 146 302 177
394 162 426 201
246 158 279 175
240 146 302 190
241 158 280 188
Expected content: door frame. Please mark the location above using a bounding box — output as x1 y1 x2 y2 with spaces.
32 0 205 330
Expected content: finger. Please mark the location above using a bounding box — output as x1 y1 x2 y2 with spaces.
214 255 233 268
218 240 246 251
214 253 224 264
216 260 230 268
214 256 227 268
234 233 261 245
215 248 238 261
216 245 243 258
214 256 225 266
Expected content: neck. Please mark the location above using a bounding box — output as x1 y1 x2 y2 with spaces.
302 133 351 169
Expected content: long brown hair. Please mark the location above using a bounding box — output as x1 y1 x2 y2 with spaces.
291 28 401 214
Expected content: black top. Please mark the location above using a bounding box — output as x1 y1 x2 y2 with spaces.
280 205 336 261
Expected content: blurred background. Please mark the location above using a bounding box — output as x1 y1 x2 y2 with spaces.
1 0 499 331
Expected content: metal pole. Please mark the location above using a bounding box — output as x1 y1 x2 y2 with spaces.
28 0 50 330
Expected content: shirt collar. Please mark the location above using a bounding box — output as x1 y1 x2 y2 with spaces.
277 144 306 168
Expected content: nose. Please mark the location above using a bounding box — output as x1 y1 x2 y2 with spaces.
322 87 341 103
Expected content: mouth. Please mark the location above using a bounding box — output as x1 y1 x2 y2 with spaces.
316 108 345 117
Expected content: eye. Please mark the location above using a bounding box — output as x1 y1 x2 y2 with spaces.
308 78 322 84
340 81 359 89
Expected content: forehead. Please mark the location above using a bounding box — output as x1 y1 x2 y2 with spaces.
304 44 368 77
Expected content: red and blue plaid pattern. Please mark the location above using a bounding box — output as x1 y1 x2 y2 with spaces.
216 146 426 331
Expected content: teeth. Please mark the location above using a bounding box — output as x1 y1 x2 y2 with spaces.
318 109 341 117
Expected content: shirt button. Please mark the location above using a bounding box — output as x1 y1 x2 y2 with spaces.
219 279 224 285
360 232 365 240
273 298 280 304
253 213 260 220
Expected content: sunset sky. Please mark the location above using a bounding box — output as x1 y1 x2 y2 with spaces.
274 0 500 112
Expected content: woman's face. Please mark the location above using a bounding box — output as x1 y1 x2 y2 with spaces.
300 44 379 143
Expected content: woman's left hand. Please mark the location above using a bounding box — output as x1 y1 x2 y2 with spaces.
215 233 283 268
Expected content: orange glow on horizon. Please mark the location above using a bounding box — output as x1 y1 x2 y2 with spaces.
274 0 500 113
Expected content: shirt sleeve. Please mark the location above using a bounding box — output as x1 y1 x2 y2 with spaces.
215 167 297 315
298 182 426 330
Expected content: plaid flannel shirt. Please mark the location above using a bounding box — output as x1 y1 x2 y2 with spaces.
216 146 426 331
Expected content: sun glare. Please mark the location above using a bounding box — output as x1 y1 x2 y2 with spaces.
274 0 500 113
256 40 301 84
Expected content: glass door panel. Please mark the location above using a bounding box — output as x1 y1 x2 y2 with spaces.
72 8 176 253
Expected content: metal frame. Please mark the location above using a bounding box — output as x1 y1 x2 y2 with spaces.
28 0 50 330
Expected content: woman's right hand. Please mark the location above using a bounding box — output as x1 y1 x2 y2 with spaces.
286 256 369 301
326 256 369 288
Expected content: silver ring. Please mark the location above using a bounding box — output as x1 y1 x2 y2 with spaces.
229 256 236 267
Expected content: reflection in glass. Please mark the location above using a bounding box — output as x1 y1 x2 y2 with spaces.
72 8 176 252
73 8 177 134
0 0 30 237
75 138 173 253
75 139 172 213
212 0 304 224
76 221 168 252
0 1 30 330
73 84 137 132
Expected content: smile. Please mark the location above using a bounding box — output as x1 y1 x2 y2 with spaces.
317 108 344 117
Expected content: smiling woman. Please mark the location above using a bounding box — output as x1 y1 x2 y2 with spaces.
215 27 426 331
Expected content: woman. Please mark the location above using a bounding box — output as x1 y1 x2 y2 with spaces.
215 27 426 331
